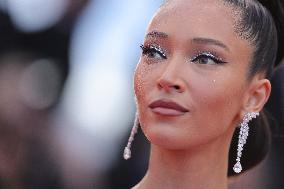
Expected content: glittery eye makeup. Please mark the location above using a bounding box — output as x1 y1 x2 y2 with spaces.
140 44 167 60
190 51 227 65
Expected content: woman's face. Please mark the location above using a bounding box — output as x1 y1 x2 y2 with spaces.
134 0 253 149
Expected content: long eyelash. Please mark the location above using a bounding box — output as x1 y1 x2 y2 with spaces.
190 52 227 64
140 44 167 58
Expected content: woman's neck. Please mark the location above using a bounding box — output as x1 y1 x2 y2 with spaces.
134 131 233 189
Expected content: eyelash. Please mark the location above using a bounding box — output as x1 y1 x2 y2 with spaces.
140 44 167 59
190 52 227 64
140 44 227 64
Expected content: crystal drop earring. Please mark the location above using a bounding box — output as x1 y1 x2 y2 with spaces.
233 112 259 173
123 112 139 160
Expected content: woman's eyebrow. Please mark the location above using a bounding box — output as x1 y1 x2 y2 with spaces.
146 30 168 38
192 37 230 52
145 32 230 51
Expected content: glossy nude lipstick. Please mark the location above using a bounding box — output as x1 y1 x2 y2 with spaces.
148 99 189 116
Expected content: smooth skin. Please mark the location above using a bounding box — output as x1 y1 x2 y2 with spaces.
133 0 271 188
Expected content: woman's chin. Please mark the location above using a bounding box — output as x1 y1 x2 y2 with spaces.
143 125 215 151
144 127 188 150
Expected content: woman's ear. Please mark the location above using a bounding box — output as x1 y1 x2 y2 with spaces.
240 77 271 117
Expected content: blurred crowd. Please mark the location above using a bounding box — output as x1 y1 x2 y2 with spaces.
0 0 282 189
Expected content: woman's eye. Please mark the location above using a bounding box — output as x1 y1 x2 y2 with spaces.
140 44 167 60
190 53 227 65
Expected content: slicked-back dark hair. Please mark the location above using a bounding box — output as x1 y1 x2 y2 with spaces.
224 0 278 78
223 0 283 177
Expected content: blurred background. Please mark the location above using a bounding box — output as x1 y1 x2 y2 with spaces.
0 0 282 189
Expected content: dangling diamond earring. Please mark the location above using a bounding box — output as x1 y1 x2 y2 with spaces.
123 112 139 160
233 112 259 173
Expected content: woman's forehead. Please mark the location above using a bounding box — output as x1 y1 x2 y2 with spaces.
159 0 228 14
147 0 237 43
152 0 234 25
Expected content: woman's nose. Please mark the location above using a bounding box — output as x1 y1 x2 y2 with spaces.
157 65 185 93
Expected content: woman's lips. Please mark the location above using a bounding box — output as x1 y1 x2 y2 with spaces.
148 99 189 116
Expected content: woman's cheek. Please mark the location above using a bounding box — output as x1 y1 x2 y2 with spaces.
134 63 146 99
134 61 156 98
200 80 243 130
134 64 150 131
